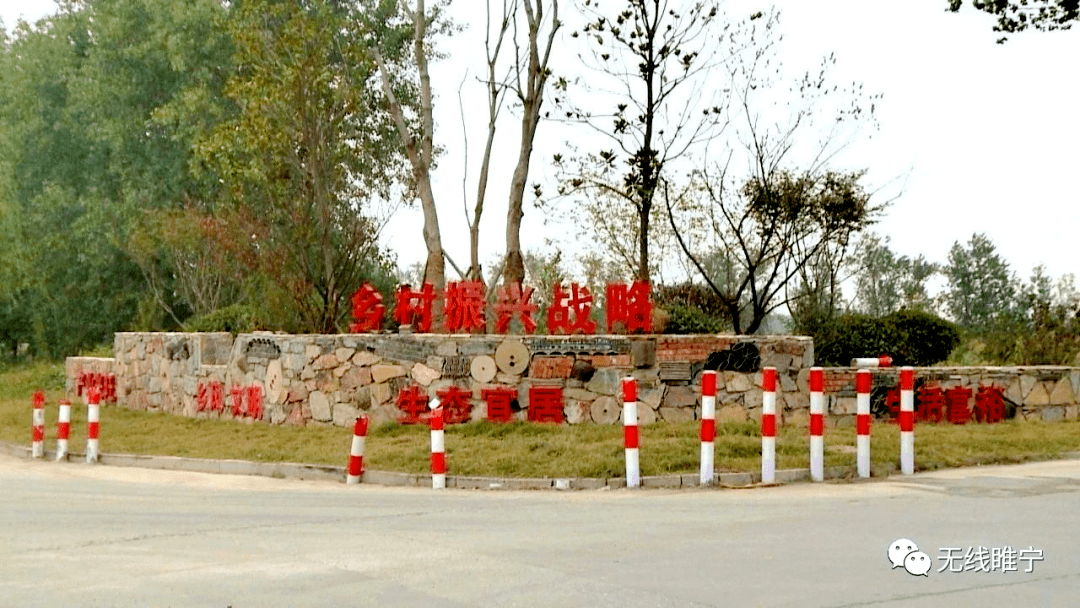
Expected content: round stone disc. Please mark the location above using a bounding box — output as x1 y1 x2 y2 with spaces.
265 359 284 404
471 355 497 383
495 339 530 375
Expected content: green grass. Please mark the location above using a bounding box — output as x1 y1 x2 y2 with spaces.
3 361 1079 478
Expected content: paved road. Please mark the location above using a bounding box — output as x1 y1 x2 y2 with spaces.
2 455 1079 607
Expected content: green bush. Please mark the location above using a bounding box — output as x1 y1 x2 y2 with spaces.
812 310 959 367
183 304 263 334
653 283 730 334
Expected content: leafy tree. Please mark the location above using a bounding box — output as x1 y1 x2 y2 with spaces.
942 232 1017 330
947 1 1078 41
671 169 881 334
853 233 938 316
199 0 406 332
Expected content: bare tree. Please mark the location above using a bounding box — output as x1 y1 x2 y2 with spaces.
372 0 447 302
665 18 886 334
553 0 735 283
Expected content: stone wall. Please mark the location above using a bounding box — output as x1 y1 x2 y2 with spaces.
66 332 1079 428
64 332 811 427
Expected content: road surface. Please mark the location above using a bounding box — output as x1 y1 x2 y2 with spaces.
2 454 1078 607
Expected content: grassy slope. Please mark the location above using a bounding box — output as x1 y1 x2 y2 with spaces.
2 362 1078 477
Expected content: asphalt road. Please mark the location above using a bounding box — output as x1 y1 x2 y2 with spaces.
2 455 1079 607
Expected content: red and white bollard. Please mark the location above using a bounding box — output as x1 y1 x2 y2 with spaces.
851 355 893 368
622 377 640 489
856 369 872 478
699 371 717 485
430 406 446 489
346 415 369 485
761 367 777 484
809 367 825 482
86 387 100 463
899 366 915 475
56 399 71 461
32 391 45 459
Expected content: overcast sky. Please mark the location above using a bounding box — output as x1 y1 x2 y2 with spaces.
5 0 1079 289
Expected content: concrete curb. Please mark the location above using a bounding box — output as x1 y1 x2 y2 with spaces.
0 438 890 491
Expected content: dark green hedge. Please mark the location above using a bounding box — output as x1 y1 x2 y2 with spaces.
812 309 960 367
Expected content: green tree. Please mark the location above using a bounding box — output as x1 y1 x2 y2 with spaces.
199 0 407 332
942 232 1017 330
947 1 1078 41
854 233 938 316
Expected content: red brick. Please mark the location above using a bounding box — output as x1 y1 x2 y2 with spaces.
530 356 574 379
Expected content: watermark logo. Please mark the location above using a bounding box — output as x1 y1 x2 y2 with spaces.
887 538 931 576
888 539 1045 576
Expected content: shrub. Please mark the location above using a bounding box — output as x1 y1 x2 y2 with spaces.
653 283 730 334
811 310 959 367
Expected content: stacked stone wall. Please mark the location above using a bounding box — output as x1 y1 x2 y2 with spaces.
64 333 1079 428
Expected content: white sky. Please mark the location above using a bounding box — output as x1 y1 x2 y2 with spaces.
5 0 1079 288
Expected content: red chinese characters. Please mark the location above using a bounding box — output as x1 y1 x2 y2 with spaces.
394 284 437 332
348 283 385 333
196 380 225 413
916 385 945 423
528 386 565 424
481 386 517 423
945 386 973 425
444 280 486 333
436 385 473 424
494 283 539 334
974 385 1006 423
548 283 597 334
606 281 652 333
396 384 430 424
77 372 117 403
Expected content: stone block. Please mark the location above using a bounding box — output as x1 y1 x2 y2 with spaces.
780 372 797 393
723 372 752 393
305 344 322 361
659 405 695 423
1041 405 1065 422
586 368 625 396
1066 405 1078 420
1019 374 1036 399
411 362 441 387
664 385 697 408
370 382 392 406
371 364 406 384
1026 382 1051 407
352 351 381 366
1050 377 1075 405
831 397 857 415
631 339 657 368
335 348 356 364
313 353 340 370
310 391 332 422
565 400 590 424
436 340 460 357
639 386 665 409
565 388 599 401
341 366 372 391
332 401 360 427
332 363 351 378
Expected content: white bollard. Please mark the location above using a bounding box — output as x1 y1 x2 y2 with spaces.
622 377 639 489
900 367 915 475
761 367 777 484
809 367 824 482
856 369 872 478
699 371 717 485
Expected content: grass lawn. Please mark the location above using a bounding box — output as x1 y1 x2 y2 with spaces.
2 361 1078 478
